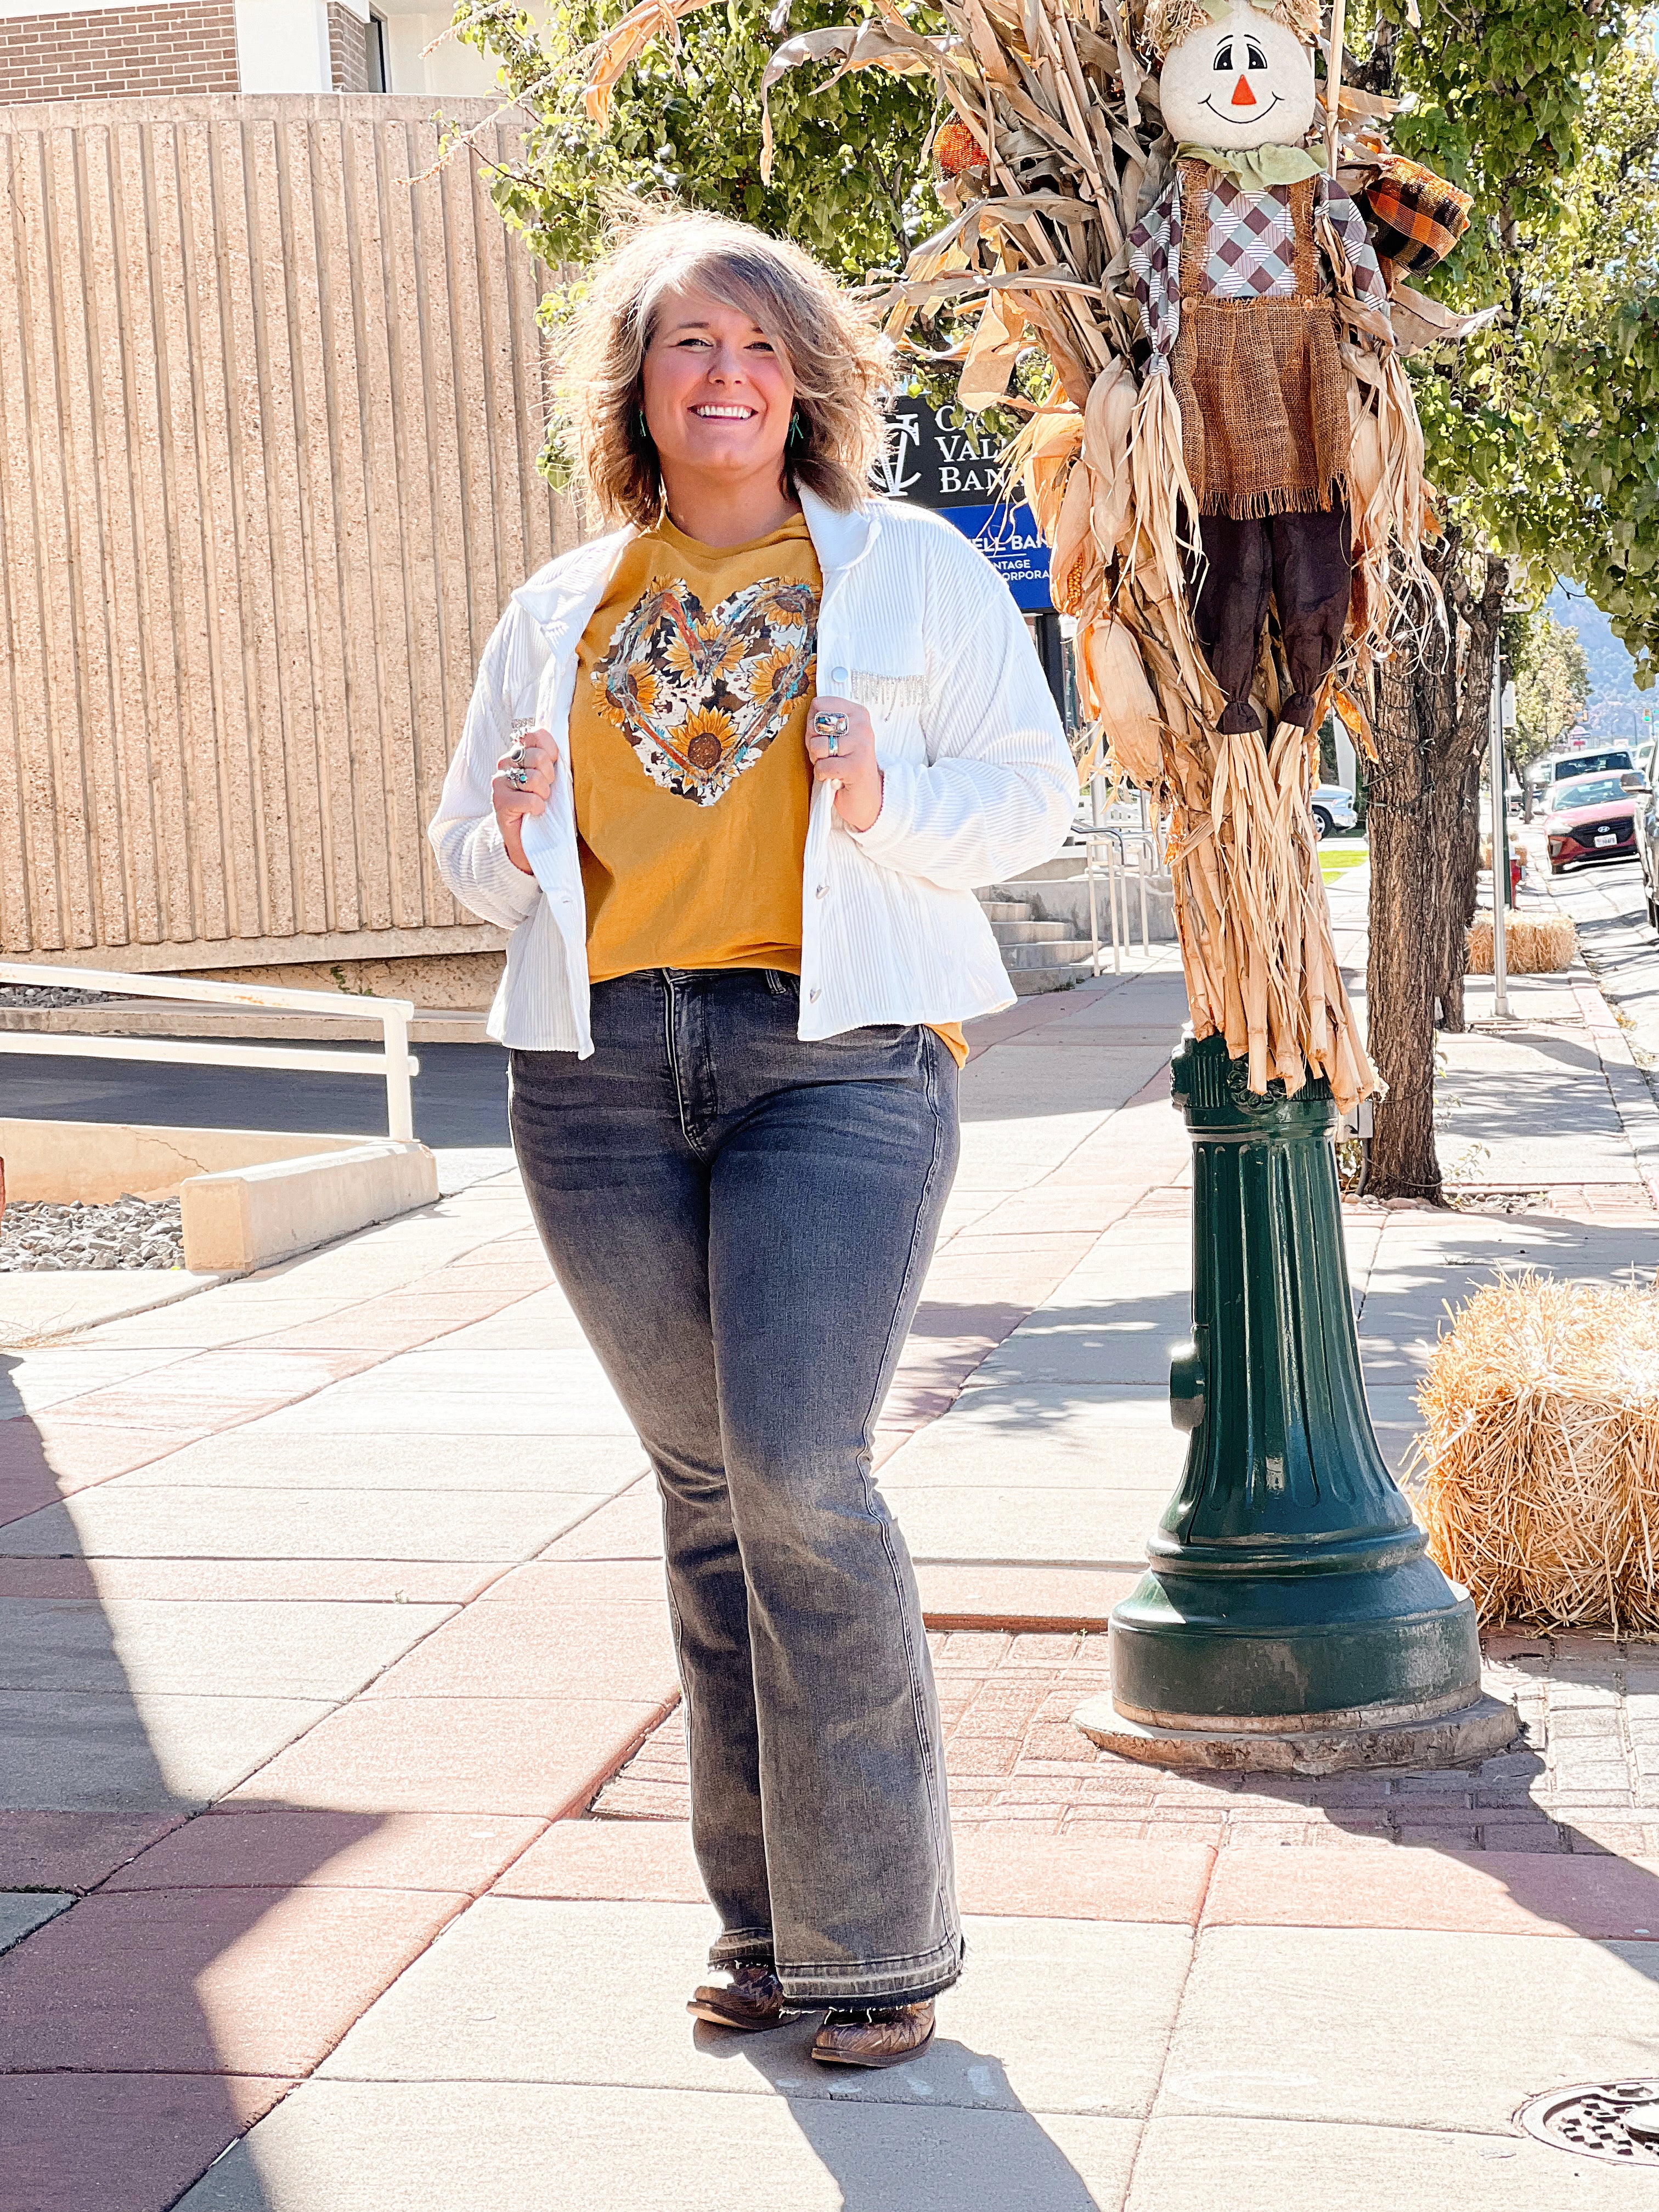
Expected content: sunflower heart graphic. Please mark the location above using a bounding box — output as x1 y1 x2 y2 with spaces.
595 575 818 805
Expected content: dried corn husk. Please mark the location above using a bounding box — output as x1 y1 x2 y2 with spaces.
1083 356 1137 558
1413 1276 1659 1633
1016 405 1085 541
1080 614 1163 784
1049 445 1101 613
957 273 1025 409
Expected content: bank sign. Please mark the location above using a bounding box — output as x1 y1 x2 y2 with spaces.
874 398 1054 615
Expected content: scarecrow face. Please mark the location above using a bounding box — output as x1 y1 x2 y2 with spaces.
1159 3 1317 151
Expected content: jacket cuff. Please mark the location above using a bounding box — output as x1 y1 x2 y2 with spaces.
843 760 916 866
473 820 544 924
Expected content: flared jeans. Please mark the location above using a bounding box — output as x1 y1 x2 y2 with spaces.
509 967 964 2006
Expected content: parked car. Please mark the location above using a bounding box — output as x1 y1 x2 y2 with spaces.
1543 772 1642 873
1634 765 1659 924
1310 783 1358 839
1527 747 1635 819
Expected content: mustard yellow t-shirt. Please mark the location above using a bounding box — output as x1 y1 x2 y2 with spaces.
570 512 967 1068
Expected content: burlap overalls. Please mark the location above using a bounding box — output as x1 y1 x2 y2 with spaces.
1171 160 1355 735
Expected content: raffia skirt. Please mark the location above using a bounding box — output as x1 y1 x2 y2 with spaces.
1170 292 1351 522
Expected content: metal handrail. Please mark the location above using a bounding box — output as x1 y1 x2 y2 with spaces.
1074 821 1159 973
0 961 420 1142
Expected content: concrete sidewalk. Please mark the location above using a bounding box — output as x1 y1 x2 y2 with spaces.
5 917 1659 2210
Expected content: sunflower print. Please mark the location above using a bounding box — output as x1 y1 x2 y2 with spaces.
594 574 818 805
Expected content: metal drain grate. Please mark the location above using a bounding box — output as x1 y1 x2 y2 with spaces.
1516 2080 1659 2165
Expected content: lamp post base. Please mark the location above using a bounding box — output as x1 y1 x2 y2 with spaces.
1075 1031 1521 1775
1071 1688 1519 1778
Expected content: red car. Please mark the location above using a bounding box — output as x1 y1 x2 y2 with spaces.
1545 774 1640 873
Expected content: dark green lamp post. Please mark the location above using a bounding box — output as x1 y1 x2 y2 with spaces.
1074 1031 1517 1774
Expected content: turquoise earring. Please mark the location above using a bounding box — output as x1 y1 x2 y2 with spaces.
787 411 805 452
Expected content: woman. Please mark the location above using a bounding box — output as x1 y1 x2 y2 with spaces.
430 214 1074 2068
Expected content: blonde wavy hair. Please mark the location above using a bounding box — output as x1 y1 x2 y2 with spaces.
561 213 891 529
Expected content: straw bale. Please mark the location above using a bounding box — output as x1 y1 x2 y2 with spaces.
1414 1274 1659 1632
1465 912 1577 974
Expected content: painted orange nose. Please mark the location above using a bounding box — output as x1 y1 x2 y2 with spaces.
1231 73 1257 106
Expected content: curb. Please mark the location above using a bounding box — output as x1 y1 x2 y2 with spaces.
0 1265 234 1347
1568 967 1659 1211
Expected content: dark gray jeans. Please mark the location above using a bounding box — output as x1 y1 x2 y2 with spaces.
509 968 964 2006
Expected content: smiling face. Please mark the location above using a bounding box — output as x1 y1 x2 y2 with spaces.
1159 3 1317 150
640 284 797 509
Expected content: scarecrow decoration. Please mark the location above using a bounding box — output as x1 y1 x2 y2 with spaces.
583 0 1474 1108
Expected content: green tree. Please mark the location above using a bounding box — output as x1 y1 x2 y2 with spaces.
1508 609 1593 774
1347 0 1658 1199
449 0 944 286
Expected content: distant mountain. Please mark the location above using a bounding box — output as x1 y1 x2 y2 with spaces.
1547 583 1657 746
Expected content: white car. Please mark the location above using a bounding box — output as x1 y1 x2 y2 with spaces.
1311 783 1358 839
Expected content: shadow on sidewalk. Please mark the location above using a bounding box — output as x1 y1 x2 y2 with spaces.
1131 1671 1659 1994
0 1364 348 2212
721 2024 1109 2209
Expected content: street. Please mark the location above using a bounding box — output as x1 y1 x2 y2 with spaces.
0 1043 512 1150
1542 855 1659 1093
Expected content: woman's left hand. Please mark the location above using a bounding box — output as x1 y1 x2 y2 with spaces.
805 696 883 833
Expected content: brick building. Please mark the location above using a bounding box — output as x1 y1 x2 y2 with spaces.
0 0 496 103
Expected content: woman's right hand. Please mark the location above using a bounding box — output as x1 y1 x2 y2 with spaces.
492 730 560 876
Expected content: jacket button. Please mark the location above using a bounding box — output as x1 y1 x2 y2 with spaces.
815 883 828 898
830 665 848 689
809 986 821 1003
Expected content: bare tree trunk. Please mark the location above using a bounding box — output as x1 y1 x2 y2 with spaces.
1367 651 1443 1201
1436 747 1481 1034
1363 540 1508 1201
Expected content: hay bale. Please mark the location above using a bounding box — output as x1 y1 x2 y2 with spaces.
1466 911 1577 973
1414 1274 1659 1632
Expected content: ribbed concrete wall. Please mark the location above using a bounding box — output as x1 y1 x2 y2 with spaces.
0 93 570 969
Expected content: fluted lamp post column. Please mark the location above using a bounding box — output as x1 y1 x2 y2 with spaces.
1073 1033 1519 1775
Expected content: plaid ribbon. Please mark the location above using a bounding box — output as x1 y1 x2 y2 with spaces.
1362 158 1473 275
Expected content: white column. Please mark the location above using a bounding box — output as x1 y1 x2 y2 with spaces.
233 0 332 91
378 5 501 95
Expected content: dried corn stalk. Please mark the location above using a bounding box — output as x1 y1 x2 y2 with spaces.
579 0 1449 1109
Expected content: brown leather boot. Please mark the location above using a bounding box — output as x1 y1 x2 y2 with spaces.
687 1963 787 2033
810 2000 935 2068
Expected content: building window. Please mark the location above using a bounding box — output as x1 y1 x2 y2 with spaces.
368 11 388 91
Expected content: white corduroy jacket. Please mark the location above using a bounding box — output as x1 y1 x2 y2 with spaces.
428 487 1076 1054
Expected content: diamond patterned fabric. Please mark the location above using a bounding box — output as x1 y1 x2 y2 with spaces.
1203 176 1297 297
1130 171 1390 364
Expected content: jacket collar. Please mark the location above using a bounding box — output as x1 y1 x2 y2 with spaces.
509 488 882 652
799 486 881 575
510 528 630 654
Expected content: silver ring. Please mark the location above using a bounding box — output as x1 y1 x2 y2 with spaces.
507 742 528 766
509 765 529 789
815 711 848 758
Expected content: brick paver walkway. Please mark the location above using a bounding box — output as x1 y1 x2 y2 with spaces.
594 1628 1659 1857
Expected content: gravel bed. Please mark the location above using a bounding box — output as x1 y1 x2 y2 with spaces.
0 984 125 1009
0 1195 185 1271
